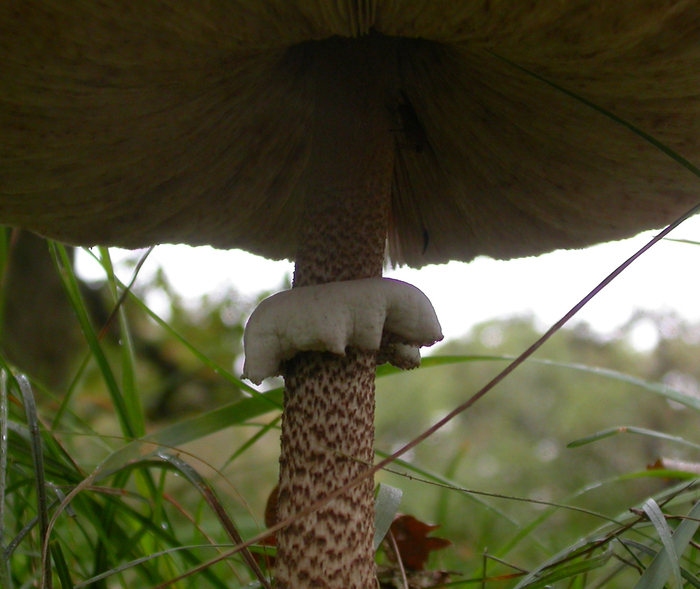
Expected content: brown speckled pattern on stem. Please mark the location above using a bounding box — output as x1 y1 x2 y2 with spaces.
274 36 399 589
276 188 390 588
277 349 377 588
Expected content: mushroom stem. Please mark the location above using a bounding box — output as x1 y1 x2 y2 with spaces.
275 36 400 589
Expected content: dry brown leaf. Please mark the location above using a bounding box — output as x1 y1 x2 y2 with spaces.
387 514 452 571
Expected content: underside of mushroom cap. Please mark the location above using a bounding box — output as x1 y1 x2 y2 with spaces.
1 1 699 266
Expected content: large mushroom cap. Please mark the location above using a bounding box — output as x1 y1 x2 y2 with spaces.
1 1 699 266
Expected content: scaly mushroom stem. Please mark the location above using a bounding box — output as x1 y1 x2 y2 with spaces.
275 36 400 589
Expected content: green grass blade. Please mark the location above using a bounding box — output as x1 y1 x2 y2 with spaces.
498 470 677 561
569 426 700 452
665 238 700 246
376 354 506 377
17 376 52 589
393 354 700 412
157 453 271 589
50 541 74 589
96 388 283 481
51 353 90 430
375 451 522 527
620 469 700 482
623 541 700 588
0 373 11 589
567 428 627 448
513 538 608 589
82 485 231 589
642 499 681 589
374 483 402 551
634 499 700 589
49 243 135 438
99 247 146 438
50 244 152 432
520 545 613 589
73 544 236 588
109 271 281 410
224 416 281 469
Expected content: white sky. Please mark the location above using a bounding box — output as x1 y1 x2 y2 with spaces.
75 213 700 347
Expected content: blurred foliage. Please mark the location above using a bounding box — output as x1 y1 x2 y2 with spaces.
376 310 700 571
1 230 262 420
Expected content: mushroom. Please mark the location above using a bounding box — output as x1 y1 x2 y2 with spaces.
242 278 443 384
2 3 700 588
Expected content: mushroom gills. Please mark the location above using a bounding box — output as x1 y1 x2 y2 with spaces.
396 89 430 153
242 277 443 384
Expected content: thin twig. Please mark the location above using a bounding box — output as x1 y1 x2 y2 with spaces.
388 529 409 589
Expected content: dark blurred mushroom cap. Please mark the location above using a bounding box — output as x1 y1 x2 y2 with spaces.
1 2 699 267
